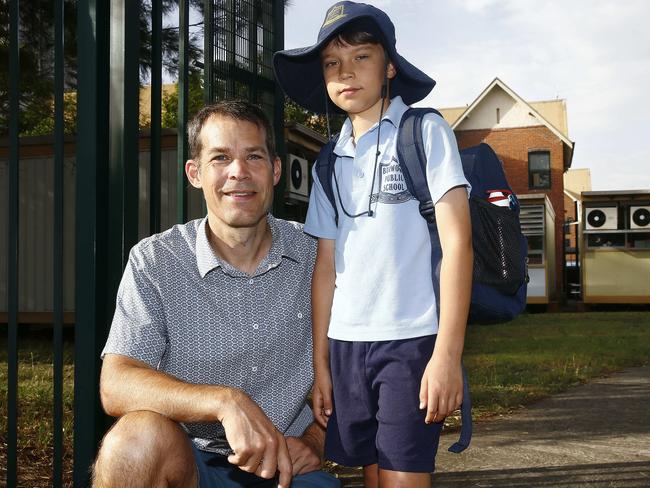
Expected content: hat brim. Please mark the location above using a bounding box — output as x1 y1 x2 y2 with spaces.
273 22 435 114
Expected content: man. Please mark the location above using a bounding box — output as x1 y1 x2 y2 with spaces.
93 100 340 488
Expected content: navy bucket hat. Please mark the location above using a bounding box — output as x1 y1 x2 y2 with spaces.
273 1 436 114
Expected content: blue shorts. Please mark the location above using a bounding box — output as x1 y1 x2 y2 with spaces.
325 335 443 473
192 443 340 487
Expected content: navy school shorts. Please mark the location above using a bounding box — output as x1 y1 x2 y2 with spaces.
325 335 443 473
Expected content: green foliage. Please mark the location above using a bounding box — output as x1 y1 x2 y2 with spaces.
284 98 345 138
0 0 204 136
160 72 205 129
19 93 78 137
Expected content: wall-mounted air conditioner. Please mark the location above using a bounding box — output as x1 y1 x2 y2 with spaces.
630 206 650 229
286 154 309 200
585 206 617 230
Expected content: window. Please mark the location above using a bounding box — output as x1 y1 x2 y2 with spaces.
528 151 551 189
520 205 545 265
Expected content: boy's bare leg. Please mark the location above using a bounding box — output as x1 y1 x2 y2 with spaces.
363 463 379 488
378 469 431 488
93 410 197 488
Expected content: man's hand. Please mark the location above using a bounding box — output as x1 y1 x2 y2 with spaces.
220 389 293 488
419 355 463 424
286 437 322 476
312 369 333 428
286 423 325 475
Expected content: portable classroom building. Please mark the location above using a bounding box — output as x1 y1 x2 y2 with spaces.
581 190 650 303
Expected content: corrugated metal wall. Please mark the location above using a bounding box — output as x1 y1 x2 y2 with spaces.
0 148 203 315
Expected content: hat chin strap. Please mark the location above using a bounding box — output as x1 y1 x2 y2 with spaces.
365 66 389 217
324 89 333 141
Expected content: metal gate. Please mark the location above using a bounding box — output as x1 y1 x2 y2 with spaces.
3 1 285 485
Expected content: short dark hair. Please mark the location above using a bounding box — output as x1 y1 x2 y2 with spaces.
330 28 381 49
325 22 391 67
187 100 276 161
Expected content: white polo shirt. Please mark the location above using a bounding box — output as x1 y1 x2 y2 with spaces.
305 96 469 342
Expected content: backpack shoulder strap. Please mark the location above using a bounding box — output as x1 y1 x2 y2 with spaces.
314 135 340 225
396 107 442 224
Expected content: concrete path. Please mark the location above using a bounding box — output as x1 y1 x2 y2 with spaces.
334 365 650 487
433 365 650 487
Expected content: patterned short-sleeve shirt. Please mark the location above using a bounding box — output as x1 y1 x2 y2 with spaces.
102 215 317 454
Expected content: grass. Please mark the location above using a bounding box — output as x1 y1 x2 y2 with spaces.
1 312 650 486
0 329 75 487
462 311 650 419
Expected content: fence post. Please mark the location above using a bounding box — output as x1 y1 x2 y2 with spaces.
74 0 111 485
6 0 20 485
273 0 286 218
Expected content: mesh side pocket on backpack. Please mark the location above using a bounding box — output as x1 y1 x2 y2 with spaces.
470 196 525 295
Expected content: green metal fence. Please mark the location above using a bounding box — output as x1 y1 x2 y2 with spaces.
3 1 284 485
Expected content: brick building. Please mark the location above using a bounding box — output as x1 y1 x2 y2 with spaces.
439 78 575 302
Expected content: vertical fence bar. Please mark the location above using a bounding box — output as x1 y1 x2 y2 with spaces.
226 0 234 98
150 0 162 235
7 0 20 484
177 0 190 223
110 0 140 279
53 0 65 485
204 0 214 104
74 0 111 484
272 0 286 218
200 0 213 217
249 2 257 101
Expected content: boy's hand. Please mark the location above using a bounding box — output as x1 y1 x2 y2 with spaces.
312 369 333 428
418 355 463 423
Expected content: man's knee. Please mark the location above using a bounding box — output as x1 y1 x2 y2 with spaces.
93 411 194 486
99 411 183 458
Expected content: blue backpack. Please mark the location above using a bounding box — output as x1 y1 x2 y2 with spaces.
315 107 528 325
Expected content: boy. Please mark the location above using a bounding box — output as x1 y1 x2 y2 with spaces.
274 2 473 486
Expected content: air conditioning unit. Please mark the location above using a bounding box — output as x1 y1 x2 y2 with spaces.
585 206 617 230
630 206 650 229
286 154 309 200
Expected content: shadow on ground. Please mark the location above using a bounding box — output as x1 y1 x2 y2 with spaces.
433 461 650 487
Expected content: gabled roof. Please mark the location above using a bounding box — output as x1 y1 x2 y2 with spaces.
450 78 574 168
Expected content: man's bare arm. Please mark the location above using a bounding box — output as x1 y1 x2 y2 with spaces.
100 353 293 486
101 353 231 421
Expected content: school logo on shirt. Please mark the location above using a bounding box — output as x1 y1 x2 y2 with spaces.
371 157 413 204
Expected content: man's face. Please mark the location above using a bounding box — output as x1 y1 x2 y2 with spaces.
321 39 396 117
185 115 281 230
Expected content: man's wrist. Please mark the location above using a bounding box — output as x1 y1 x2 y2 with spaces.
301 423 326 461
211 385 243 422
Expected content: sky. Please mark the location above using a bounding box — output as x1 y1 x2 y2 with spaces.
284 0 650 191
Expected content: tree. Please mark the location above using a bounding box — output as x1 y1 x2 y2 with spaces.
160 71 205 128
2 0 292 136
0 0 204 136
284 98 345 139
0 0 77 135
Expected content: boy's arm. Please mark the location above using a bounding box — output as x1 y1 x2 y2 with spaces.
311 238 336 427
419 186 473 423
